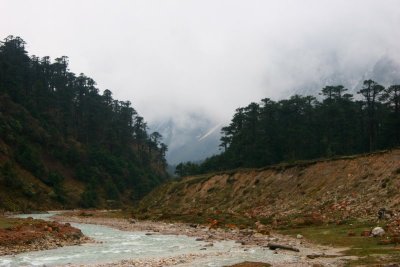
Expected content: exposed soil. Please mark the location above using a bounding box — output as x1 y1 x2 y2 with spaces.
130 149 400 266
137 149 400 231
0 216 90 255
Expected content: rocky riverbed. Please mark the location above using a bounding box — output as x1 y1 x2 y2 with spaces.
51 211 356 266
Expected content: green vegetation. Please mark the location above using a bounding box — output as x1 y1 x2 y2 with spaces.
59 209 130 219
0 217 18 229
137 211 257 229
227 262 271 267
0 36 169 210
279 221 400 266
177 83 400 175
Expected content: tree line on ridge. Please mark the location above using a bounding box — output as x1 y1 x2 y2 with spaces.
176 81 399 176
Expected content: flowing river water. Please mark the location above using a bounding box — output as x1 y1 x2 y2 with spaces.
0 213 298 266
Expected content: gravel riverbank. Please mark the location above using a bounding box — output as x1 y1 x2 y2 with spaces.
52 213 356 267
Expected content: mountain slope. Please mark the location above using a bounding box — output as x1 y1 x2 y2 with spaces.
137 149 400 227
150 115 221 165
291 55 400 97
0 36 168 211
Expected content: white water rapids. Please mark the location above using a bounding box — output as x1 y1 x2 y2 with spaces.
0 213 298 266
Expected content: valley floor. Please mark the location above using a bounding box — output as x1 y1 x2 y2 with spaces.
50 210 356 267
2 210 400 266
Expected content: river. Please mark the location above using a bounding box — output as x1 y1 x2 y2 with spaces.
0 213 297 266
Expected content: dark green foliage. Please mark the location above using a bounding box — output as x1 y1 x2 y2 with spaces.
104 180 120 200
1 162 22 188
14 142 45 179
179 83 400 176
175 162 200 177
80 185 98 208
88 148 124 176
64 147 81 165
48 171 66 204
0 36 169 207
47 171 64 186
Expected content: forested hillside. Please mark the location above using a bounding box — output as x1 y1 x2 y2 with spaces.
0 36 168 211
176 82 399 176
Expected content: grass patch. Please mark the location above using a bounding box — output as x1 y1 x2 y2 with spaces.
0 217 19 229
96 210 129 219
186 175 211 185
278 221 400 266
142 211 257 229
227 262 271 267
62 210 129 219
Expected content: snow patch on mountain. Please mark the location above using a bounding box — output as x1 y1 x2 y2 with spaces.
150 113 223 165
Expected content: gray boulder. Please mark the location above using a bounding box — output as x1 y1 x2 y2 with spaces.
371 227 385 237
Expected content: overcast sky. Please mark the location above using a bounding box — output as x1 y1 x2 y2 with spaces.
1 0 400 125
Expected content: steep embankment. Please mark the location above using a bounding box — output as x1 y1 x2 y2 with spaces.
138 149 400 227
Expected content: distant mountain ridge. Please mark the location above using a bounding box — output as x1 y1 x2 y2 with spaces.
150 114 222 165
290 55 400 97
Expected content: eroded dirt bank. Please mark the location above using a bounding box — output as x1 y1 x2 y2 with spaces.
137 149 400 229
130 149 400 266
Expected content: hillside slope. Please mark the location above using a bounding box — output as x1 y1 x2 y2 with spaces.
0 90 166 211
138 149 400 227
0 36 168 211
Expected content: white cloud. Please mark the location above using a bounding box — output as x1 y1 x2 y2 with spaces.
1 0 399 125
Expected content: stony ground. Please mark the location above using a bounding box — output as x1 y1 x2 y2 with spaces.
136 149 400 232
0 216 90 256
53 211 356 267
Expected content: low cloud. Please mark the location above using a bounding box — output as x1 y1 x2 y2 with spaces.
1 0 399 125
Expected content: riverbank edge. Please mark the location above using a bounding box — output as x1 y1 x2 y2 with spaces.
0 214 92 256
50 212 356 267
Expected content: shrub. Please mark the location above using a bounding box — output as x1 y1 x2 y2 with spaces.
2 162 22 188
15 142 45 178
80 186 98 208
105 180 120 200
